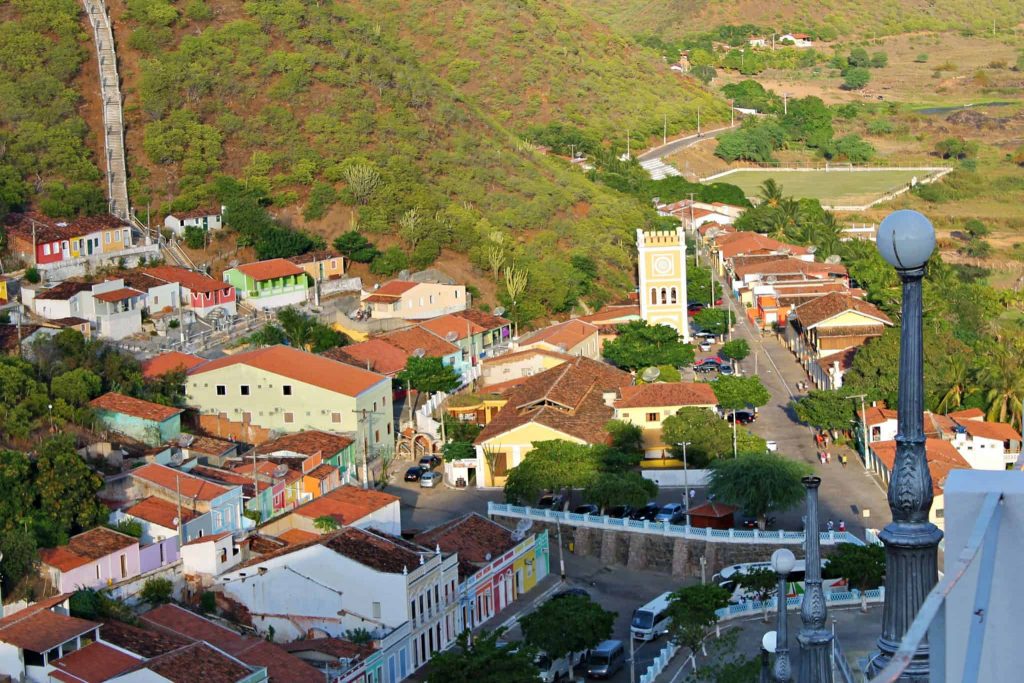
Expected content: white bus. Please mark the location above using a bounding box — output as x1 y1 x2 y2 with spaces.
630 592 673 641
715 560 846 603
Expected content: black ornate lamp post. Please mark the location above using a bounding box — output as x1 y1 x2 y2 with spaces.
869 210 943 679
771 548 795 682
798 475 833 682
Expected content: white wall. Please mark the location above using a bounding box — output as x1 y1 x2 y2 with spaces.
242 288 308 309
180 535 240 577
351 500 402 536
950 434 1010 470
0 643 23 681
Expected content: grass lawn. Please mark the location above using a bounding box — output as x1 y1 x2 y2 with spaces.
707 168 935 206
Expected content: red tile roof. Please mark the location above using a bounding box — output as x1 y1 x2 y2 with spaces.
181 530 233 546
307 463 337 481
36 281 93 300
235 258 305 281
716 232 809 260
948 408 985 421
380 326 459 357
286 249 340 266
733 256 847 279
168 207 220 220
324 338 409 375
476 356 631 444
870 438 969 495
860 406 897 426
687 501 737 518
136 641 256 683
415 513 516 566
98 619 191 657
50 641 140 682
93 287 144 303
289 485 398 525
614 382 718 409
519 319 599 351
3 211 128 243
256 430 354 457
370 280 418 297
794 292 892 329
452 309 510 330
277 528 319 545
0 599 97 653
578 305 641 324
125 496 196 529
142 351 208 378
133 463 232 501
90 392 183 422
144 266 227 294
483 347 575 367
419 313 486 341
39 527 138 572
955 419 1021 442
321 527 425 574
280 637 374 661
189 345 386 397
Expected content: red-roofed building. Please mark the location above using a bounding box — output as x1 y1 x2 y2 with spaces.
612 383 718 456
480 347 575 389
39 527 141 593
143 265 237 318
49 640 141 682
324 337 410 376
164 206 223 235
142 351 208 379
949 418 1022 470
360 279 466 320
867 438 969 528
130 463 246 536
223 259 311 309
185 345 392 444
518 319 601 360
2 211 141 270
260 485 401 538
0 595 100 680
25 277 146 340
89 392 183 446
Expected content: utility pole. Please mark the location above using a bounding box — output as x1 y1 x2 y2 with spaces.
696 107 701 135
847 394 870 462
354 408 371 489
676 442 691 525
732 409 738 458
784 92 789 116
175 473 183 546
663 113 667 145
556 520 566 580
626 128 631 158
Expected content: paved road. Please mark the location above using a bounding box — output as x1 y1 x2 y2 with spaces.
636 124 739 163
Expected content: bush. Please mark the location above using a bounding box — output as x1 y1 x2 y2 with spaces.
25 267 40 284
935 138 978 160
869 52 888 68
333 231 379 263
962 239 992 259
183 225 206 249
867 119 893 135
847 48 870 68
833 134 875 163
200 591 216 613
915 53 929 63
140 577 173 604
303 183 337 221
369 247 409 276
842 67 871 90
964 219 989 238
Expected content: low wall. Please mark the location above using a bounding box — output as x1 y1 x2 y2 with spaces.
641 468 711 488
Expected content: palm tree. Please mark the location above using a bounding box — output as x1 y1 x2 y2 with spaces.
937 355 969 414
758 179 784 208
980 344 1024 430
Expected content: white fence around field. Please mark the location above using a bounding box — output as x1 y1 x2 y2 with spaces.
488 502 865 546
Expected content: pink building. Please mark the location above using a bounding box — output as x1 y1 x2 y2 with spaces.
39 527 141 593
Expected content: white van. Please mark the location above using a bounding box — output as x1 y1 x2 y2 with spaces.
535 649 587 682
715 559 845 603
630 591 673 641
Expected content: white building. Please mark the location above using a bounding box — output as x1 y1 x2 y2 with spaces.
164 206 224 236
947 415 1022 470
24 278 144 340
217 527 459 681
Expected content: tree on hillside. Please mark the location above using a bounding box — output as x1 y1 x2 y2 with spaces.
661 408 766 467
0 527 37 596
934 138 978 160
692 308 734 337
781 96 833 147
584 472 657 511
427 629 539 683
333 231 379 263
520 594 615 680
791 389 857 432
708 453 811 530
602 321 695 371
398 356 461 395
0 450 35 529
34 436 106 537
979 342 1024 430
842 67 871 90
824 543 885 612
847 48 870 67
666 584 730 662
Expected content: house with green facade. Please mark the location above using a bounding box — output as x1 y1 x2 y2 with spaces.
222 258 311 309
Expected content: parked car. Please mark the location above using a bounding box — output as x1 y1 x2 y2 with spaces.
687 302 704 316
630 502 661 521
766 440 778 452
418 455 441 471
586 640 625 679
727 410 757 425
537 493 567 510
719 363 735 376
606 504 634 519
699 340 714 352
551 587 590 601
654 503 685 524
573 504 600 516
693 359 722 373
404 466 423 482
741 515 776 530
419 471 441 488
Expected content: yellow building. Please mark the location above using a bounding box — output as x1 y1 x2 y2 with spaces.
473 357 631 487
611 382 719 457
445 393 508 426
637 227 690 341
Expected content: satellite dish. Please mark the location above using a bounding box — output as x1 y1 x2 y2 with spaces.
273 464 289 478
641 367 661 383
229 259 239 268
765 275 777 285
398 270 411 280
413 348 426 358
511 518 534 542
825 254 842 264
445 331 459 342
807 245 818 254
172 517 179 527
373 283 380 290
557 343 568 352
484 552 492 562
178 434 195 447
494 306 506 316
169 451 184 466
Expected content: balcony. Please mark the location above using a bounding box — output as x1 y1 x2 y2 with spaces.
867 469 1020 681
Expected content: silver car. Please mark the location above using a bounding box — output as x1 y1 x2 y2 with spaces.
419 471 441 488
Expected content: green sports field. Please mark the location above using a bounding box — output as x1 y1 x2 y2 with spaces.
707 168 937 207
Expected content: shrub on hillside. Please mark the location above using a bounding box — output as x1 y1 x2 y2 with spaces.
370 247 409 276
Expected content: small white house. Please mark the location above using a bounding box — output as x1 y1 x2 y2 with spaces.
164 207 224 236
779 33 814 47
180 531 242 580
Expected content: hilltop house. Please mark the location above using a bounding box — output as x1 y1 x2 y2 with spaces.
25 278 146 340
163 206 224 236
517 319 601 360
779 32 814 47
185 345 392 445
612 383 719 457
39 527 141 593
360 280 467 320
287 250 347 282
89 392 183 446
143 266 237 318
130 463 246 537
474 357 631 486
452 309 512 358
222 259 311 309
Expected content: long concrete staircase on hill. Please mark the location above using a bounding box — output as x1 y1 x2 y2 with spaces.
82 0 130 221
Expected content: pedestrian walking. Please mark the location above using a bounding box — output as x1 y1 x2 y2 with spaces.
827 520 834 532
826 452 832 464
841 454 848 468
838 520 846 533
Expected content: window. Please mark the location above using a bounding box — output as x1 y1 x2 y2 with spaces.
96 565 101 580
419 594 425 615
651 288 657 305
282 385 292 396
427 590 432 610
373 401 377 412
373 601 381 619
375 430 380 443
123 229 130 244
120 554 127 578
240 385 250 396
105 232 111 244
411 599 417 619
114 230 121 241
43 243 51 256
285 412 294 423
429 295 434 304
670 287 677 304
646 412 659 422
331 259 338 269
332 412 341 423
387 423 391 434
661 288 668 305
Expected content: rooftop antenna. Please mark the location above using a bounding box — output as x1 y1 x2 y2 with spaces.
511 518 534 542
640 367 662 383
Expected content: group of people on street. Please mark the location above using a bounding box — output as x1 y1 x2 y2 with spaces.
815 431 849 467
827 519 847 533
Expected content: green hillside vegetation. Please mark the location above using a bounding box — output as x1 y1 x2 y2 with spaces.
0 0 105 218
113 0 735 322
573 0 1024 41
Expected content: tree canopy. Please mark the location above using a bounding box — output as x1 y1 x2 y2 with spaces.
708 453 811 528
661 407 766 467
427 630 539 683
398 356 461 394
602 321 695 371
791 389 858 432
666 584 730 652
520 594 615 667
710 375 771 412
691 308 735 336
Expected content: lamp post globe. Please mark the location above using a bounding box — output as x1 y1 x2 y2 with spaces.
876 210 935 271
771 548 796 575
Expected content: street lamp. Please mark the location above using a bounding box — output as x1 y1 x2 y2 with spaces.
797 476 833 682
868 210 943 680
771 548 795 682
675 442 692 524
761 631 777 683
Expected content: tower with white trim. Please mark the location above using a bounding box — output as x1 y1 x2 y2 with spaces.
636 226 690 342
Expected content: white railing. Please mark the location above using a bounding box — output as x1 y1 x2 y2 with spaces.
639 640 680 683
488 502 865 546
715 588 885 621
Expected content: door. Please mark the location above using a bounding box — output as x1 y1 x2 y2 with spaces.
87 239 93 255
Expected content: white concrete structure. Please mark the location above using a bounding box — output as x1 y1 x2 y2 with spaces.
27 278 144 340
637 227 690 341
179 531 241 578
164 207 224 236
948 419 1022 470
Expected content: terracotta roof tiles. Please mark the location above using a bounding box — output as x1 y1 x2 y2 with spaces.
92 287 144 303
98 619 191 657
133 463 232 501
125 496 197 529
3 211 128 242
143 266 228 294
955 419 1021 442
452 309 510 330
234 259 305 281
613 382 718 409
289 485 398 524
50 641 140 682
141 351 207 378
578 305 641 324
794 292 892 329
370 280 418 297
323 338 409 375
35 281 92 300
168 207 220 220
379 326 459 357
519 319 599 351
415 513 516 571
136 641 256 683
39 527 138 572
90 392 183 422
256 430 354 457
870 438 969 495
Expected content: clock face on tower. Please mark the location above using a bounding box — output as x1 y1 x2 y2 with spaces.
653 255 674 276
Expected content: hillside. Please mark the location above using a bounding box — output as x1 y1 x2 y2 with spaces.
570 0 1024 40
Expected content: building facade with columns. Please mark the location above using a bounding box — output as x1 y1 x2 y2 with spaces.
637 227 690 342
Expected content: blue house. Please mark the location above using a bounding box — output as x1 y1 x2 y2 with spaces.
89 392 182 446
131 463 249 536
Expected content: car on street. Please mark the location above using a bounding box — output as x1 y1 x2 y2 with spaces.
418 455 441 471
419 471 441 488
404 466 423 482
687 302 704 316
741 515 776 529
693 358 722 373
573 503 600 516
727 410 757 425
699 339 714 352
630 502 660 521
766 440 778 452
719 363 734 375
606 504 634 519
536 492 567 510
654 503 685 524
